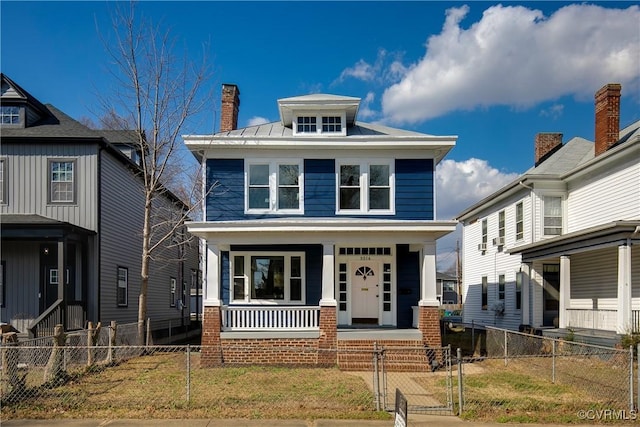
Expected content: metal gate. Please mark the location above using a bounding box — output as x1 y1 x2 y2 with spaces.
373 344 454 415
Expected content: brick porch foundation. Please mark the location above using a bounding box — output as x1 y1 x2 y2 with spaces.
418 305 442 347
200 306 223 367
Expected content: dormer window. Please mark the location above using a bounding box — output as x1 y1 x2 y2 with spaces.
322 116 342 133
297 116 317 133
0 105 21 125
293 113 346 136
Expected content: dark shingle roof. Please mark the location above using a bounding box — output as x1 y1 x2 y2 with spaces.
1 104 100 140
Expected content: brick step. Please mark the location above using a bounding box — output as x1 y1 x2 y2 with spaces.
337 339 434 371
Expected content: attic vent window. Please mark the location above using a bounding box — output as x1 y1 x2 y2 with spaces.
322 116 341 132
297 116 316 133
0 106 20 125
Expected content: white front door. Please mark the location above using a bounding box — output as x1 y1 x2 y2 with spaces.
350 261 380 323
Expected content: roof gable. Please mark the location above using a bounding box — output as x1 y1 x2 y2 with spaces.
277 93 360 128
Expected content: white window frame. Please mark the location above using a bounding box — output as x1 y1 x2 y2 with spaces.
0 105 21 125
336 159 395 215
293 112 347 136
229 251 305 305
245 159 304 214
117 267 128 307
48 159 77 204
515 202 524 241
498 210 505 240
542 194 564 237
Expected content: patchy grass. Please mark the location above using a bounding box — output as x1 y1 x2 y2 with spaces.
1 352 390 421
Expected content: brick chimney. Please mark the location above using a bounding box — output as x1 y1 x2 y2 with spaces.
220 84 240 132
594 83 621 156
534 132 563 165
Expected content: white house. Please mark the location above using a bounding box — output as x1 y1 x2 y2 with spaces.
456 83 640 344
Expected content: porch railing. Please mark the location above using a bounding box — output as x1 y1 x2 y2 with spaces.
28 300 85 338
566 308 617 332
221 306 320 331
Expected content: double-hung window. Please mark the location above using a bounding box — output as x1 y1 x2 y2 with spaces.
515 202 524 241
231 252 304 303
170 277 177 307
117 267 128 307
337 161 393 214
0 106 20 125
246 160 303 213
543 196 563 236
48 159 76 204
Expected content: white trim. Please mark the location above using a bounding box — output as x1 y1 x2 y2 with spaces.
335 159 395 215
245 159 304 214
229 251 306 305
292 111 347 137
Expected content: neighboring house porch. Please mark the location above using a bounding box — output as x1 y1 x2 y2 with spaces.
510 221 640 337
1 214 95 337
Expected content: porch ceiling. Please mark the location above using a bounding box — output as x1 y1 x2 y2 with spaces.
186 218 457 244
507 220 640 261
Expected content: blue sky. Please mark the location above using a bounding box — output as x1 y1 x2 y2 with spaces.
2 1 639 269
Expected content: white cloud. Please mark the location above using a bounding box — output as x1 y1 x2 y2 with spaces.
436 158 519 220
337 59 377 82
358 92 377 119
247 116 270 127
382 4 640 124
539 103 564 120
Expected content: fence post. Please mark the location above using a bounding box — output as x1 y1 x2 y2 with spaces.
186 344 191 403
503 329 508 366
44 324 67 383
107 320 117 364
457 347 464 416
146 318 152 347
471 320 475 355
1 332 23 398
552 340 556 384
637 343 640 412
373 341 380 411
630 345 634 412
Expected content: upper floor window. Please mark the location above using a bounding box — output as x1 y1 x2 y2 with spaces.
246 160 303 214
543 196 562 236
48 159 76 204
480 219 488 252
170 277 177 307
515 202 524 240
0 106 20 125
231 252 304 303
322 116 342 133
0 159 6 204
296 116 316 133
337 161 394 214
294 114 346 136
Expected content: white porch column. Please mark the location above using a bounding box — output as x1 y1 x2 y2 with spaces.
419 241 439 306
558 256 571 329
204 241 221 306
521 263 531 325
616 244 632 334
320 242 337 306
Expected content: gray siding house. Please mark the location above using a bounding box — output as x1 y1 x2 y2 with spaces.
0 73 199 337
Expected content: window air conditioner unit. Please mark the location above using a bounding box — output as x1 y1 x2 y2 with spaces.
478 243 487 251
493 237 505 246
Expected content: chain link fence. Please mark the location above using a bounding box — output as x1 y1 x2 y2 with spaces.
2 327 637 423
455 327 637 423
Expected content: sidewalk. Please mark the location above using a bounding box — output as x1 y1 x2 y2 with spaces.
0 415 606 427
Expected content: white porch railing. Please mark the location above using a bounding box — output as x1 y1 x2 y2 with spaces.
566 309 617 332
221 306 320 331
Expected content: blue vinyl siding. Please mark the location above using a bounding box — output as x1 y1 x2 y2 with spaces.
304 159 335 217
395 159 434 220
221 245 322 305
206 159 244 221
396 244 420 328
205 158 434 220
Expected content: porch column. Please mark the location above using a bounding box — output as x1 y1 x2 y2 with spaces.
558 256 571 329
418 241 441 347
319 242 336 306
521 263 532 326
204 241 221 306
57 238 66 330
616 244 632 334
318 242 337 366
419 241 439 306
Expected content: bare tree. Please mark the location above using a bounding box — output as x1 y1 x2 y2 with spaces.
98 2 212 344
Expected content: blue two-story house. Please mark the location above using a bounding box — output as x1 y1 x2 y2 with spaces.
185 85 457 366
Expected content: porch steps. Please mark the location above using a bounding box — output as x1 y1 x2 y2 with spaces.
337 339 432 372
